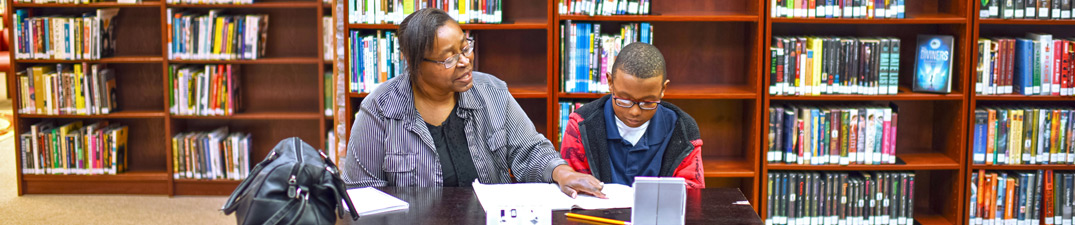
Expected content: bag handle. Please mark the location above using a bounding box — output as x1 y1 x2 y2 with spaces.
318 148 360 220
221 148 280 214
263 188 309 225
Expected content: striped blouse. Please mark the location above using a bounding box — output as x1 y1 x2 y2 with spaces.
342 71 566 187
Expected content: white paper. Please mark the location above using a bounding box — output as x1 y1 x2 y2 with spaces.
472 180 634 211
346 187 410 216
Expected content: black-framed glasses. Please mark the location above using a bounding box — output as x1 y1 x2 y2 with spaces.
422 38 475 69
611 95 661 110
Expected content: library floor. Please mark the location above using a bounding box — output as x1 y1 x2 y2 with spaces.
0 100 235 224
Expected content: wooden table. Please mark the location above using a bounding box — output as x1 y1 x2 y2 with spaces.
339 186 762 225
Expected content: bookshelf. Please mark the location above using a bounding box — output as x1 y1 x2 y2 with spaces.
5 0 335 195
964 1 1075 224
759 1 972 225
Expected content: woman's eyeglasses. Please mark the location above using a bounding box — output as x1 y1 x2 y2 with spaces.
423 38 475 69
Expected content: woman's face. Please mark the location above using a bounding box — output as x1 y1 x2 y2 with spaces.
416 22 474 94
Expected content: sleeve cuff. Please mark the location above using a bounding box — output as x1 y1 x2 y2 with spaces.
542 158 567 183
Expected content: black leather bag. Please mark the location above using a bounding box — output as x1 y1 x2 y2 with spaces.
222 137 359 225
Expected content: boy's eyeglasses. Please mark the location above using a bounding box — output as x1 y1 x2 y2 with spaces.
611 95 660 110
422 38 475 69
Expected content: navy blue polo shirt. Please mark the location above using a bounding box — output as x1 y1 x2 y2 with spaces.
603 98 677 186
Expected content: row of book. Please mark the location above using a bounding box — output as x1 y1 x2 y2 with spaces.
168 64 242 116
558 0 652 16
975 35 1075 96
16 64 118 116
167 0 252 4
770 0 906 19
557 100 586 144
767 104 899 165
348 0 503 24
769 37 901 96
12 9 119 60
15 0 138 4
349 30 404 93
560 21 652 94
172 127 251 180
19 121 128 175
765 171 916 225
972 108 1075 165
967 170 1075 225
166 10 269 61
980 0 1075 20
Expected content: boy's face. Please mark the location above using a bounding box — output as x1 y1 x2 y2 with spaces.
608 70 669 128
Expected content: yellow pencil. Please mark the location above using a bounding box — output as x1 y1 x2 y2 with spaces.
564 212 631 225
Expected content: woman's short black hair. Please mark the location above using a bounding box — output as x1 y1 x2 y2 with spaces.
398 8 457 78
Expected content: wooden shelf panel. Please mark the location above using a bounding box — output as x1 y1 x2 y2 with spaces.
702 158 755 178
15 56 164 64
13 1 162 7
509 85 548 99
980 19 1075 25
974 95 1075 101
770 14 966 24
168 57 321 64
766 153 959 171
171 112 323 120
22 172 171 195
348 19 547 30
558 84 756 99
174 179 241 195
970 164 1075 170
914 213 954 225
22 171 170 181
167 2 320 8
347 92 369 98
18 110 166 119
559 13 759 22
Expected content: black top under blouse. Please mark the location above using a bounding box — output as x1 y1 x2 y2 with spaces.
425 104 479 187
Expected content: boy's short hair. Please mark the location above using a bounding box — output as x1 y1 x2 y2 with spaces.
611 42 666 80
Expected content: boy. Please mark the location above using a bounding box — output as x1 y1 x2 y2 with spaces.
560 42 704 188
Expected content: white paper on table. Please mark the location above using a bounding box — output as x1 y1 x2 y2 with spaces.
471 180 634 211
345 187 410 216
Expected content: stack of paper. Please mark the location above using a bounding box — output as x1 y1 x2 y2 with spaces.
346 187 410 216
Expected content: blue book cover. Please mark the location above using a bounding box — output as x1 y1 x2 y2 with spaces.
1015 38 1035 95
913 35 955 93
974 110 988 164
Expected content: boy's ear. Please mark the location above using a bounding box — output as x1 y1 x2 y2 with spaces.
660 79 669 99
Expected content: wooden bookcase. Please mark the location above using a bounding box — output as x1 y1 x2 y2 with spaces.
962 1 1075 224
5 0 335 195
759 1 972 225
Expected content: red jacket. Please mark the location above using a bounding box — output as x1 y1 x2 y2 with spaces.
560 95 705 188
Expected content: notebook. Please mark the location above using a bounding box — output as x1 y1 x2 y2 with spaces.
345 187 410 216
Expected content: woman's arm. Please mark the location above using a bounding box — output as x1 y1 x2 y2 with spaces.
343 101 389 187
501 97 565 183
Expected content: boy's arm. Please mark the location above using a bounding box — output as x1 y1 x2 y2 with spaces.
673 139 705 188
560 113 592 175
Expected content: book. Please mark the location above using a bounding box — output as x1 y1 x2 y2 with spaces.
12 9 119 60
771 0 904 18
16 64 117 115
560 21 652 93
912 35 954 93
351 0 503 24
769 104 897 166
18 121 127 175
770 37 900 96
167 11 268 60
973 107 1073 165
766 171 915 225
168 64 242 116
172 127 250 180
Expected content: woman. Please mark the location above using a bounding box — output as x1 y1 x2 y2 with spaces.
343 8 604 198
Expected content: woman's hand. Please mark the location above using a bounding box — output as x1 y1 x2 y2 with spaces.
551 165 606 199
